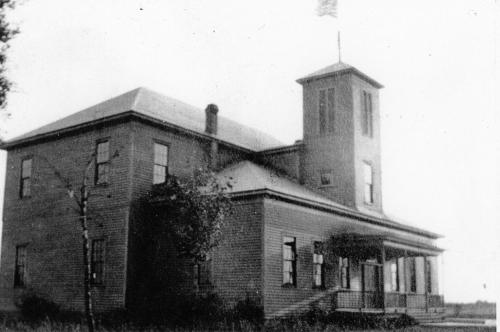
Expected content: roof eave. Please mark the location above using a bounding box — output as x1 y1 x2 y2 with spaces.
296 68 384 89
0 111 256 154
229 188 442 239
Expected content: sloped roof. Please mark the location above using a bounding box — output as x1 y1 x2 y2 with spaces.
296 61 384 88
4 87 284 151
218 161 441 239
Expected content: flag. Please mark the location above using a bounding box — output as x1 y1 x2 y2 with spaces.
317 0 338 17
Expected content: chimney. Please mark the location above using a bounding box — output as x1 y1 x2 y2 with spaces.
205 104 219 135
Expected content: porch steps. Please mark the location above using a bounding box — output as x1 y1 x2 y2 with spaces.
408 311 446 324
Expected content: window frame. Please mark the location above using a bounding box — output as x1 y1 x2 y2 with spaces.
194 253 213 287
19 157 33 198
282 236 297 287
318 88 335 135
90 239 105 286
14 244 27 288
390 260 399 292
408 257 417 293
425 259 432 294
312 241 325 288
340 257 350 289
319 170 334 187
362 90 373 138
363 162 374 204
95 140 110 185
153 141 169 184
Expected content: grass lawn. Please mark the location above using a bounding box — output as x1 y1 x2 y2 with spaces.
0 321 496 332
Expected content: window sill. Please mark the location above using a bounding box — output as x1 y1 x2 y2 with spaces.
282 283 296 289
313 285 326 290
94 182 110 188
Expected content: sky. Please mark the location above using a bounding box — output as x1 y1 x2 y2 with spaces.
0 0 498 303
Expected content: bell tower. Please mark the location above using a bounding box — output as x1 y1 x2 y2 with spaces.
297 62 384 212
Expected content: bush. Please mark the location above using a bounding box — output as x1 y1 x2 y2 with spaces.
233 296 264 324
17 292 60 322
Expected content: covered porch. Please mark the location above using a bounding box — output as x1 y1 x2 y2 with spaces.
330 234 444 314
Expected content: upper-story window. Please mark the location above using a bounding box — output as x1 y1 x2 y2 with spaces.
313 242 324 288
95 141 110 185
362 91 373 137
283 236 297 286
363 162 373 204
14 244 27 288
153 142 169 184
319 88 335 135
20 158 32 198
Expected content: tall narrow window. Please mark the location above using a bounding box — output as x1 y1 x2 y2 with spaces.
91 239 105 285
195 253 212 287
14 245 27 288
340 257 350 289
390 260 399 292
363 162 374 204
408 257 417 293
425 259 432 293
20 158 32 198
327 88 335 132
95 141 110 185
362 91 373 137
153 143 169 184
319 90 327 134
283 237 296 286
313 242 324 288
319 88 335 135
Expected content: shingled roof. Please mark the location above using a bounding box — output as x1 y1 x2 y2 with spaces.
3 87 285 151
296 61 384 88
218 161 441 239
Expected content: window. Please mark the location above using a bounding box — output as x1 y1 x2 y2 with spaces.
318 88 335 135
340 257 350 289
362 91 373 137
194 254 212 286
20 158 32 198
91 239 105 285
153 143 169 184
283 237 296 286
313 242 324 288
408 257 417 293
14 245 27 288
390 260 399 292
95 141 110 185
363 162 374 204
320 170 333 186
426 259 432 293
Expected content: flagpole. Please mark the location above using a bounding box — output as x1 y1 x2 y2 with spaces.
337 30 341 63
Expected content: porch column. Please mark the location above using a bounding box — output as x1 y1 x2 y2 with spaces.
424 256 428 313
404 250 408 313
381 244 386 311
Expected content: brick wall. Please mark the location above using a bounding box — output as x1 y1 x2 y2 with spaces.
0 122 133 311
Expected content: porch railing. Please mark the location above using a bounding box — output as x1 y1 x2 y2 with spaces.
333 290 444 311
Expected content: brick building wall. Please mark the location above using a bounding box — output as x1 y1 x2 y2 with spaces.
0 121 133 311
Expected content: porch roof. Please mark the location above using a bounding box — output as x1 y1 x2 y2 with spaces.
331 234 444 257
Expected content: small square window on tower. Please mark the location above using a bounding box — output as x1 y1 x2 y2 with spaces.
320 170 334 186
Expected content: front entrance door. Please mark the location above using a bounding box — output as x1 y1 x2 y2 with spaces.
362 263 383 308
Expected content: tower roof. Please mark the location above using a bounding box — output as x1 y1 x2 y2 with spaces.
296 62 384 88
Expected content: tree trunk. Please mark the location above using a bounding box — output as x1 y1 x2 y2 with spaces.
81 185 95 332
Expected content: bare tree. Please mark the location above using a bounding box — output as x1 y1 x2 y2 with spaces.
38 149 119 332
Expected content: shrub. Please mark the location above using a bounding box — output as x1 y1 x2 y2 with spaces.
17 292 60 322
233 296 264 325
